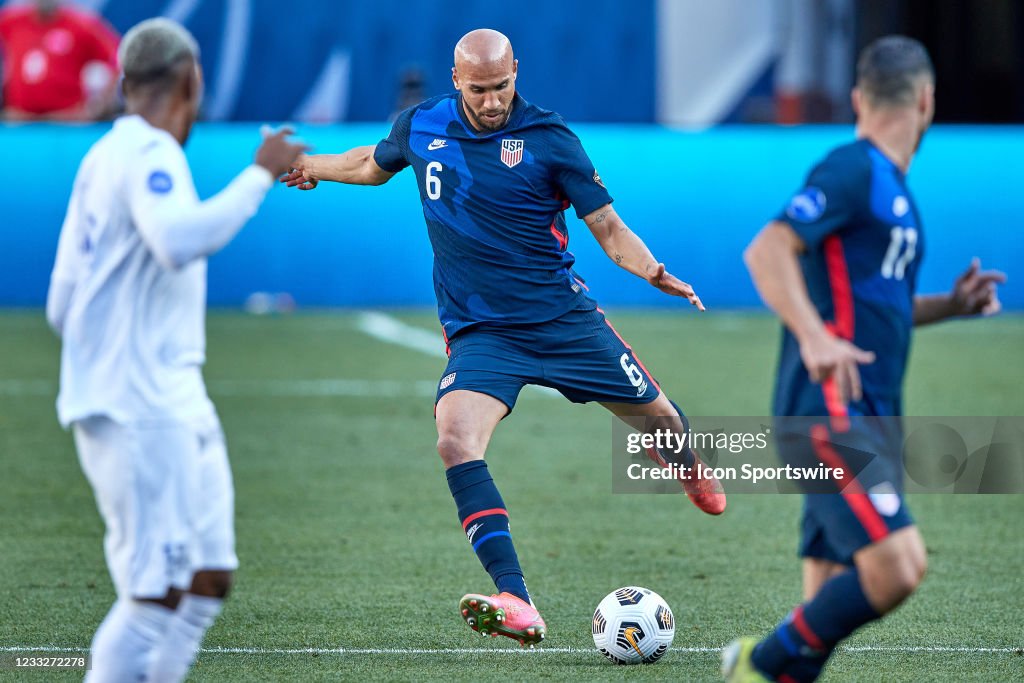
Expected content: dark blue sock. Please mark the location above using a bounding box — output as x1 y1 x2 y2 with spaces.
752 569 880 680
667 399 695 468
777 651 832 683
445 460 530 603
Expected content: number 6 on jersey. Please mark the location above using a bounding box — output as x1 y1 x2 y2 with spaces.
426 161 442 200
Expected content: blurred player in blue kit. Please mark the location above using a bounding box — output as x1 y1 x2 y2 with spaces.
283 28 725 645
724 36 1006 682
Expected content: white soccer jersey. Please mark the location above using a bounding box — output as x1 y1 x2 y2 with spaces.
48 115 273 427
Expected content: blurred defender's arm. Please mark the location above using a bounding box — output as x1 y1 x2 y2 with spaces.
281 147 396 189
47 181 88 336
136 166 275 271
46 280 74 336
583 204 704 310
745 221 874 403
135 130 304 271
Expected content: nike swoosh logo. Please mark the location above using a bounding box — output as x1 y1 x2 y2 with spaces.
428 140 447 150
623 627 644 657
622 630 638 655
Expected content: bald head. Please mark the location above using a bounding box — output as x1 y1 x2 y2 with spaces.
452 27 520 131
451 28 518 131
454 29 513 69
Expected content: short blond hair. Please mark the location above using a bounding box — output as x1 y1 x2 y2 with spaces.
119 18 199 87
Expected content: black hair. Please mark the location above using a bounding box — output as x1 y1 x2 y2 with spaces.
857 35 934 107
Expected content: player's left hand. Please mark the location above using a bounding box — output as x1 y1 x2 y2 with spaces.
646 263 705 311
951 258 1006 316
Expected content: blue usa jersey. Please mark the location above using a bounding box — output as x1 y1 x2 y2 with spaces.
373 93 612 338
774 139 925 417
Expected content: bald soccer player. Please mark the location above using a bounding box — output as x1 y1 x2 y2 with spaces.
282 29 724 646
47 18 304 682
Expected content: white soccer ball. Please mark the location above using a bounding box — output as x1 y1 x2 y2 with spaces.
592 586 675 664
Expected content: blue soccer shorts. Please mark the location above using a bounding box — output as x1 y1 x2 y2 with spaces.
776 397 914 565
435 303 661 414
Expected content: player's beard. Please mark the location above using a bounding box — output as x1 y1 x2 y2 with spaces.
467 101 513 132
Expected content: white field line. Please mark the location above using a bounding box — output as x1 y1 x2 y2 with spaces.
0 379 53 396
0 375 555 400
0 313 561 400
0 378 439 399
355 311 449 359
354 311 561 398
212 378 438 398
0 645 1019 655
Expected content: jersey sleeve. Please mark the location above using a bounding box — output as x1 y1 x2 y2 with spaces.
776 160 859 250
47 170 88 333
548 123 613 218
128 139 202 247
128 138 273 270
373 107 414 173
51 177 86 287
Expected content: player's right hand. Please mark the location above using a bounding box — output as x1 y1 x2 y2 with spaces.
280 154 319 191
255 127 309 178
646 263 706 311
799 331 875 405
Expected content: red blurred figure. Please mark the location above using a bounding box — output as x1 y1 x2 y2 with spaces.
0 0 119 121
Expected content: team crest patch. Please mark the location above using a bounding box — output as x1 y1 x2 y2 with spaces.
786 186 825 222
868 482 901 517
593 169 605 188
500 139 524 168
440 372 457 390
148 170 173 194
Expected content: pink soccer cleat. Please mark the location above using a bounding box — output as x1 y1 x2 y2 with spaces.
458 592 546 647
647 445 727 515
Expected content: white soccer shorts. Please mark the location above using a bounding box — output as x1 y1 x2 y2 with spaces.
73 414 238 599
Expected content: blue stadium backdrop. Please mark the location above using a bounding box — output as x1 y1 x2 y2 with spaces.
1 124 1020 309
82 0 656 123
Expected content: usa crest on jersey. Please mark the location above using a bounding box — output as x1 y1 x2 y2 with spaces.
500 139 524 168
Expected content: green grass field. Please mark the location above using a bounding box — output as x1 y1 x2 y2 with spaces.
1 309 1022 681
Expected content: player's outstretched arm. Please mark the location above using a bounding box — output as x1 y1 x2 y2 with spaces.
583 204 704 311
913 258 1006 326
745 221 874 404
134 129 306 271
280 146 396 190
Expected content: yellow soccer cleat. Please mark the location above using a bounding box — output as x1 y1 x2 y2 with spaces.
721 637 771 682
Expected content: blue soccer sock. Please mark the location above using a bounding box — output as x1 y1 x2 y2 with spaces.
751 569 880 681
665 399 695 469
446 460 530 603
777 651 833 683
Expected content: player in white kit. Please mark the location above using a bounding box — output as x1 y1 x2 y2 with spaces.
45 18 304 683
